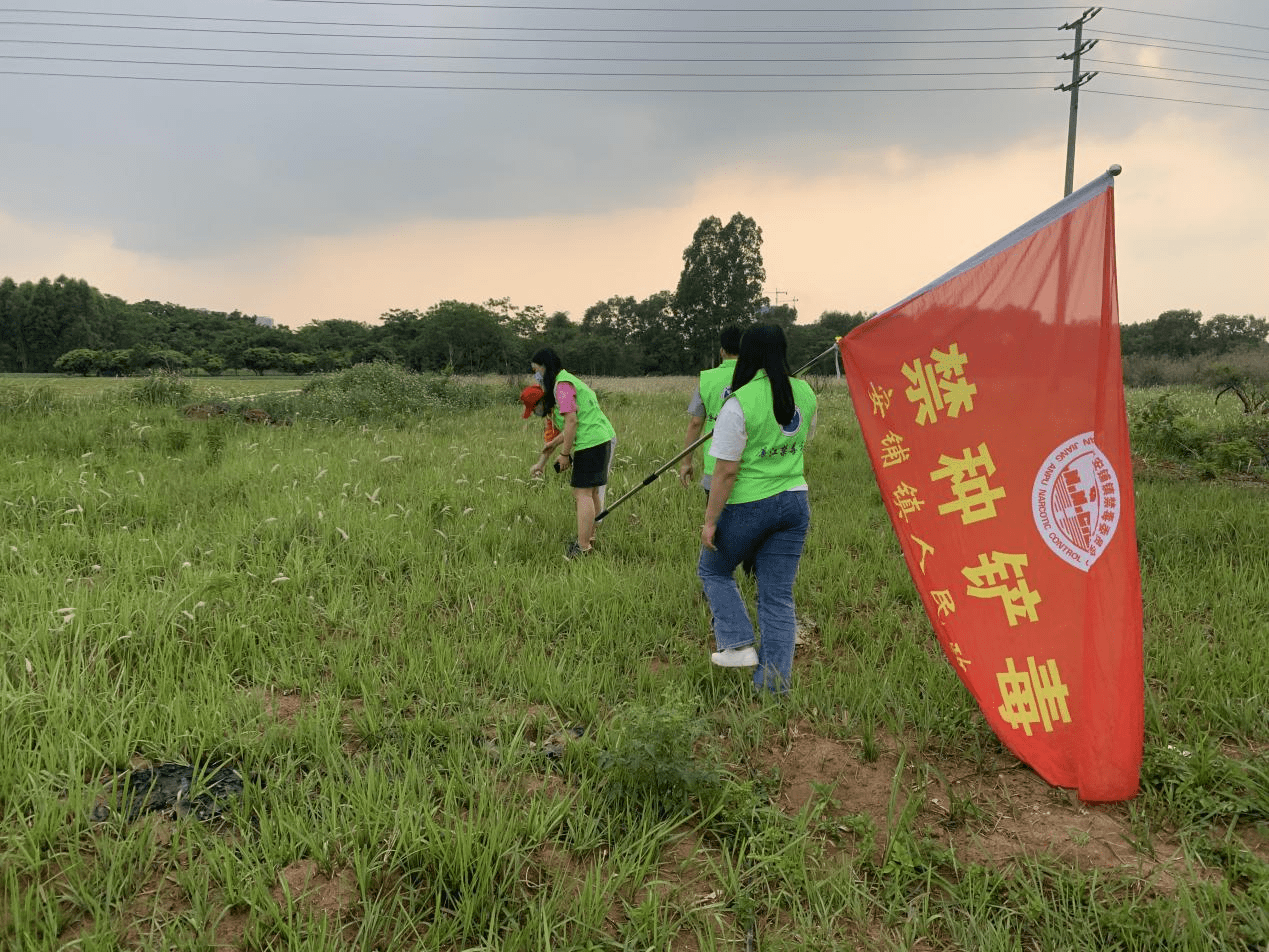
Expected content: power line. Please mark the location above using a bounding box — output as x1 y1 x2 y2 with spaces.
1089 29 1269 58
0 10 1065 34
1 3 1263 113
1096 6 1269 33
1087 87 1269 112
5 2 1262 34
0 23 1073 46
1094 69 1269 96
0 19 1069 42
257 1 1086 10
0 53 1069 79
1092 37 1269 65
0 38 1065 63
250 0 1269 36
0 68 1057 91
1087 57 1269 86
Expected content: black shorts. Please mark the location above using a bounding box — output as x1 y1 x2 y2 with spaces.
571 440 613 489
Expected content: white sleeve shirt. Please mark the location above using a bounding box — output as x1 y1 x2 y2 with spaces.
708 398 747 461
708 396 816 491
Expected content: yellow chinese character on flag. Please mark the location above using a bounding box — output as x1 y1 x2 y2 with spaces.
962 551 1041 625
892 483 925 522
932 443 1007 524
911 534 935 573
879 431 910 468
930 344 978 418
933 590 956 617
903 342 978 425
868 382 894 418
996 656 1071 736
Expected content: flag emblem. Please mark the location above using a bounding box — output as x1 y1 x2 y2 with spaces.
1031 432 1122 572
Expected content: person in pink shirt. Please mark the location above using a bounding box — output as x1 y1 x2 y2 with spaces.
530 348 617 559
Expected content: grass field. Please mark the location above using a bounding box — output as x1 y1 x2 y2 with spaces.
0 373 311 401
1 370 1265 950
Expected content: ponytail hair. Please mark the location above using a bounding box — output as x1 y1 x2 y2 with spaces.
730 324 795 426
530 347 563 413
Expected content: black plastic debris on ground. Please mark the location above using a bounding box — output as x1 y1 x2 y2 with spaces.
539 725 585 760
472 724 586 763
92 762 259 823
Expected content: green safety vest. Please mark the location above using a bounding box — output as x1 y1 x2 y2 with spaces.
726 374 817 505
551 369 616 452
698 358 736 477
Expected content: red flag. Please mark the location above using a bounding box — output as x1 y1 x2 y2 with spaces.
839 169 1143 801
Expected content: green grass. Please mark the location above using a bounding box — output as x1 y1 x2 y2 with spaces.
0 371 311 400
0 371 1265 951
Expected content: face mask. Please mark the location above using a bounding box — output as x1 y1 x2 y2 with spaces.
533 371 544 385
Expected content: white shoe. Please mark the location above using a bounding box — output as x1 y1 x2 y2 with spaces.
711 646 758 667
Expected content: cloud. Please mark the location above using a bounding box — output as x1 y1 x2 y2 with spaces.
2 1 1265 330
6 110 1262 332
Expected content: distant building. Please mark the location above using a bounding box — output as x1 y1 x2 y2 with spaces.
255 316 274 328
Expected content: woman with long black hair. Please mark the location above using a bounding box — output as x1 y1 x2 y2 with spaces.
530 347 617 560
698 324 817 694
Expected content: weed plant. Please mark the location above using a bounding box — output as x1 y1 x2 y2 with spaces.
0 371 1265 950
596 690 723 816
1127 386 1269 478
273 362 507 425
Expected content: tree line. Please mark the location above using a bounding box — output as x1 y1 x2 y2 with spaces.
1 213 863 377
3 214 1265 378
1119 309 1269 359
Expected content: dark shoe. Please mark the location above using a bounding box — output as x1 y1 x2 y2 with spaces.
564 541 592 561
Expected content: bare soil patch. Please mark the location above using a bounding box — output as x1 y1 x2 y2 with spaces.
753 720 1194 881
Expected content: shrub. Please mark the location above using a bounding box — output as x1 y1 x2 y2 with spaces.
1128 390 1269 478
1130 393 1200 460
128 371 194 407
278 362 504 425
597 691 722 817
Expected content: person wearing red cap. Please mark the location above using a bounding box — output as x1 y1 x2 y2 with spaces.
529 347 616 559
520 383 562 478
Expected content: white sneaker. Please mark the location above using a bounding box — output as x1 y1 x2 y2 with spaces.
711 646 758 668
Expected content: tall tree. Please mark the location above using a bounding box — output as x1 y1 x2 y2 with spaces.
411 300 520 373
0 277 18 371
485 297 547 343
1151 309 1204 358
582 295 641 345
628 290 685 373
538 311 579 356
1200 313 1269 354
294 318 376 367
673 213 768 370
3 276 103 372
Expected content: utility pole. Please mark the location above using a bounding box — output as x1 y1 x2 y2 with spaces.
768 288 798 315
1058 7 1100 197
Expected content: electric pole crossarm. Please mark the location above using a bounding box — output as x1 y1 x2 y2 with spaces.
1057 38 1098 71
1055 70 1098 94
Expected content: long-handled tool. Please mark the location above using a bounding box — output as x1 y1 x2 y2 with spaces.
594 338 841 523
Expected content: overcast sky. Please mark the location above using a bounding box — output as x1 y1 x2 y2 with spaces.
2 0 1266 330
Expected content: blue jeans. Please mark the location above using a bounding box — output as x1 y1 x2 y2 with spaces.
698 490 810 694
